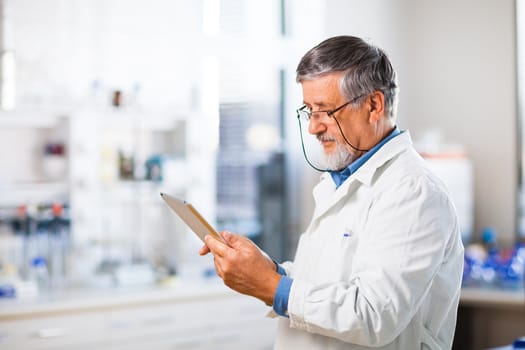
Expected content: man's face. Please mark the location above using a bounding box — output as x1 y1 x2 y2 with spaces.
301 73 369 170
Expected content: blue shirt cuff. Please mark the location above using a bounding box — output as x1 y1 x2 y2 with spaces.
273 275 293 317
276 263 286 276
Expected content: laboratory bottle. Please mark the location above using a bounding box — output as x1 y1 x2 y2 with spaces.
480 227 499 287
48 203 68 289
30 256 49 293
498 243 525 290
11 205 36 280
481 227 497 253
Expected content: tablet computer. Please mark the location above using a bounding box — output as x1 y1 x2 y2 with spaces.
160 193 221 242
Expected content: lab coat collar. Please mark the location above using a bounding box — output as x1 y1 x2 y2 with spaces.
351 130 411 186
312 131 412 221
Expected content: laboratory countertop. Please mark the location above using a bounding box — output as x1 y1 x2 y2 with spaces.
1 282 523 321
0 277 237 321
459 286 525 308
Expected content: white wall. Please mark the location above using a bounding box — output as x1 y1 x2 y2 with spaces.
3 0 518 246
10 0 205 111
323 0 517 245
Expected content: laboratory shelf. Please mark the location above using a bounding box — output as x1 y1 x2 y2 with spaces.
0 182 69 207
0 108 70 128
76 108 191 132
0 106 190 131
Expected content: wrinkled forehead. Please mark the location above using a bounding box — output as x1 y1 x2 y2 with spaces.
300 72 345 107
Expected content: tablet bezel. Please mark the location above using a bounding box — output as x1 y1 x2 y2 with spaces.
160 193 220 242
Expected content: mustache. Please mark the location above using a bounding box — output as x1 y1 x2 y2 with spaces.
316 133 337 143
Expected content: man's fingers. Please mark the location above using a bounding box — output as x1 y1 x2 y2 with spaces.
219 231 232 243
199 244 210 256
219 231 245 249
205 234 230 257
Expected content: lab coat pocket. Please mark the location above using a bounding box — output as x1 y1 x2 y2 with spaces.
329 229 359 281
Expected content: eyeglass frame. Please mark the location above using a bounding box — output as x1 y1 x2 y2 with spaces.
296 94 366 122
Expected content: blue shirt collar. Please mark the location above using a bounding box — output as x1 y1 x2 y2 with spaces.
329 126 401 188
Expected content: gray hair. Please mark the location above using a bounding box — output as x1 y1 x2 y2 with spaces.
296 36 398 119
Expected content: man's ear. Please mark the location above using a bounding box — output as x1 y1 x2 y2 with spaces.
368 91 385 123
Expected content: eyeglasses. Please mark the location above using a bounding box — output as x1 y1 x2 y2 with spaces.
296 94 365 123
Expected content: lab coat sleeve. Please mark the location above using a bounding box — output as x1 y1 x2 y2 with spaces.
287 175 458 347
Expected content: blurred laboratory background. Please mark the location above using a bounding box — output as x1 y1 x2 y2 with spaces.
0 0 523 349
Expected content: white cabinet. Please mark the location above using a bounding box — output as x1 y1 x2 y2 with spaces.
0 111 70 206
0 287 276 350
0 311 105 350
101 296 275 350
67 108 216 267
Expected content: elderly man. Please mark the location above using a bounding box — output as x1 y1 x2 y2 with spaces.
201 35 464 350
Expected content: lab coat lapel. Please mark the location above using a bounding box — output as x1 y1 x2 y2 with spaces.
311 173 360 222
311 131 412 222
311 173 335 218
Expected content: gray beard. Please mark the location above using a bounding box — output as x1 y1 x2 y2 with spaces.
320 138 355 171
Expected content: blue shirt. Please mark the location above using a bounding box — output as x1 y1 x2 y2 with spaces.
272 126 402 317
329 127 401 188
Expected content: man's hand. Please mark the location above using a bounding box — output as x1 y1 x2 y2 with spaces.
199 231 281 305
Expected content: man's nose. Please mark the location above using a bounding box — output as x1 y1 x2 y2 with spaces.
308 117 327 135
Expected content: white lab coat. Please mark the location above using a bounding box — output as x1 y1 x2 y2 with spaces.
274 131 464 350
